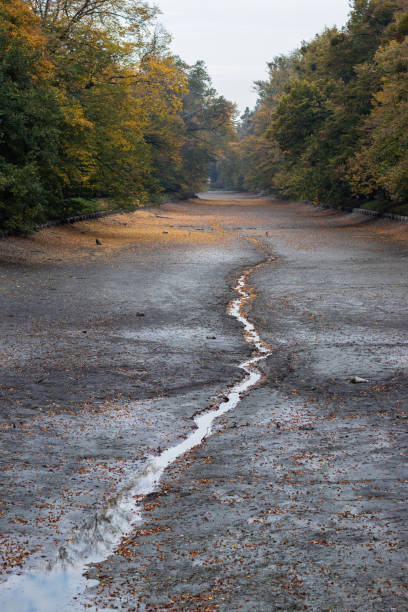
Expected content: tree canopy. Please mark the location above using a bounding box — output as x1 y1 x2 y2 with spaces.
216 0 408 213
0 0 236 233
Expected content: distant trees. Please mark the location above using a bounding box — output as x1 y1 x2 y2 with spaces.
217 0 408 212
0 0 235 233
177 60 236 193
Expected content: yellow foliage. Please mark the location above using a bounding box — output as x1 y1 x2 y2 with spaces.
0 0 53 77
0 0 43 46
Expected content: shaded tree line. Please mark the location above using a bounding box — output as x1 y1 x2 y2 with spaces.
216 0 408 213
0 0 235 233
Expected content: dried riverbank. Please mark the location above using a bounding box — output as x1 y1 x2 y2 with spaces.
1 194 407 611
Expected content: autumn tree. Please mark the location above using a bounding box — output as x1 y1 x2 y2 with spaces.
350 33 408 202
0 0 62 232
221 0 407 212
0 0 236 233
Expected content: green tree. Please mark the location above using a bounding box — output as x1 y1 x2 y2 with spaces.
180 61 236 192
0 0 63 232
350 34 408 202
228 0 405 209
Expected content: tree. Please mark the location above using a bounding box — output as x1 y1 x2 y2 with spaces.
170 60 236 193
350 34 408 202
26 0 157 39
0 0 63 232
225 0 406 209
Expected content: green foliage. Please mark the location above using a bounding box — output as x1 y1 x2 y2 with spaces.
0 0 235 233
272 80 331 159
0 0 63 232
177 61 236 192
349 37 408 202
217 0 408 211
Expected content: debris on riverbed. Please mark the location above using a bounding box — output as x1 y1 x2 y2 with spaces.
1 193 407 611
299 424 315 431
350 375 369 383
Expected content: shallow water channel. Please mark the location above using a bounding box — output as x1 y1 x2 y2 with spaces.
0 257 272 611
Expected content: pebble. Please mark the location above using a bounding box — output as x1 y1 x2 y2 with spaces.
350 376 369 384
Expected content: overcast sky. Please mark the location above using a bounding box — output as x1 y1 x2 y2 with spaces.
156 0 351 113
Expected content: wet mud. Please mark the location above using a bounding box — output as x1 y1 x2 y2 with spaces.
0 194 407 610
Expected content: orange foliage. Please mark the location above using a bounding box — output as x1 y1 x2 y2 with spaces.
0 0 53 77
0 0 44 47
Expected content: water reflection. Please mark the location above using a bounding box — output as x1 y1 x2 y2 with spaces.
0 569 99 612
0 258 272 611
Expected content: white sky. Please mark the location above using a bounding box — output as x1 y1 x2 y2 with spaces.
156 0 351 113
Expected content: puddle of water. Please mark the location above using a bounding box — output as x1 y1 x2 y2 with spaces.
0 261 272 611
0 570 99 612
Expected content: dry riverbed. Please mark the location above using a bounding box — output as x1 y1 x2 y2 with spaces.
0 193 407 610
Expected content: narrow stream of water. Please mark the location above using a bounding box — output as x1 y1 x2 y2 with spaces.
0 257 272 612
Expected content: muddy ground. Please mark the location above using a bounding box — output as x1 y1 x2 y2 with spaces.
0 193 407 611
